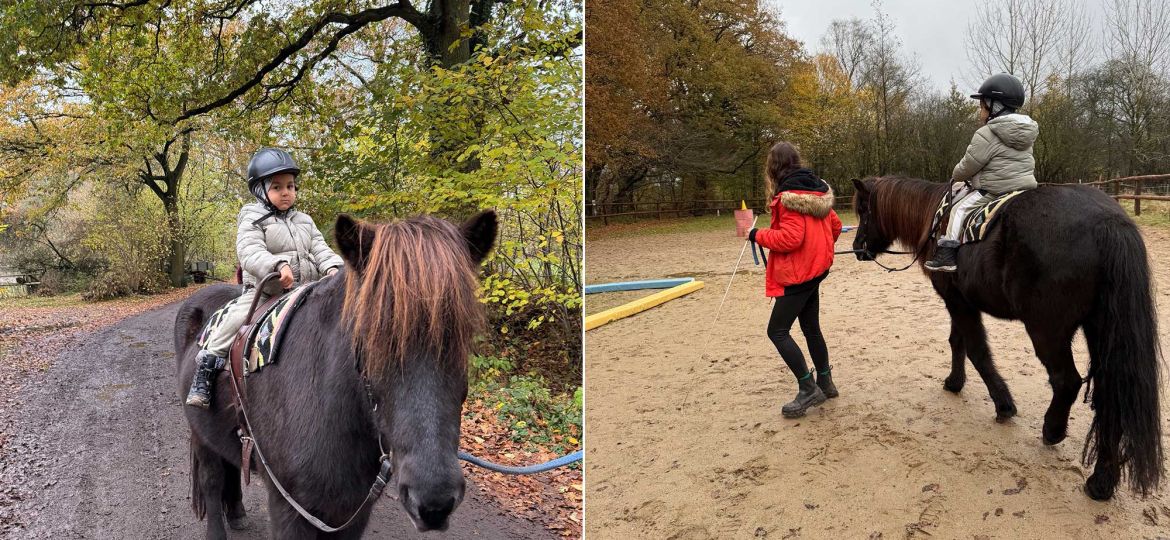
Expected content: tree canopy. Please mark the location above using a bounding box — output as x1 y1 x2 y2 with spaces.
586 0 1170 213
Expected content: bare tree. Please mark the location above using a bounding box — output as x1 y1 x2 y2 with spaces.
1103 0 1170 74
1100 0 1170 173
965 0 1069 106
863 0 921 173
965 0 1026 80
1055 0 1094 95
820 18 872 88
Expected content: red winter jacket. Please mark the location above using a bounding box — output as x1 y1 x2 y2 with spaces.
755 189 843 297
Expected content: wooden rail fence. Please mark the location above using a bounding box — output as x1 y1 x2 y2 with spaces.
1075 173 1170 216
587 174 1170 224
585 197 854 225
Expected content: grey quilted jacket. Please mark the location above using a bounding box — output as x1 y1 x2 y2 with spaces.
236 202 344 294
952 113 1040 195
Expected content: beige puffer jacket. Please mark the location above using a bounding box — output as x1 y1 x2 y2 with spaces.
952 113 1040 195
236 202 344 294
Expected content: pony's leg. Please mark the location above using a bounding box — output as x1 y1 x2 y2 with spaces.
266 489 317 540
221 459 248 530
1024 323 1081 445
943 315 966 393
1085 431 1121 501
947 298 1016 421
193 444 228 540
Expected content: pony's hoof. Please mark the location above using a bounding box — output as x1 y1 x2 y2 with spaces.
227 515 251 530
1084 472 1117 501
943 376 965 393
994 408 1016 423
1042 424 1067 446
226 503 248 530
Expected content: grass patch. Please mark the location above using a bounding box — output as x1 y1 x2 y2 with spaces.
1124 200 1170 227
586 214 731 240
0 293 88 309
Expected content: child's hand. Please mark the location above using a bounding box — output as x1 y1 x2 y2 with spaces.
279 264 294 289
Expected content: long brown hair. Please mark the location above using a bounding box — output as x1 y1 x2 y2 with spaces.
341 216 485 379
856 176 949 261
764 142 802 199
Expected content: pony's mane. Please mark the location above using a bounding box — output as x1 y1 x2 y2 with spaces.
864 175 949 260
341 216 484 379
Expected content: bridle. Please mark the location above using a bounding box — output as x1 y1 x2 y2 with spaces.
842 189 945 273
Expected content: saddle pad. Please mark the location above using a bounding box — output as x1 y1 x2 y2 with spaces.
196 296 242 350
246 283 315 375
932 189 1027 244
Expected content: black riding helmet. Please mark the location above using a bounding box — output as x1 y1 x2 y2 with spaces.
970 73 1026 109
247 148 300 212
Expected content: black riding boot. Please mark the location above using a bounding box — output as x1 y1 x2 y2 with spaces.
816 366 838 399
925 241 959 272
186 350 225 409
782 373 827 418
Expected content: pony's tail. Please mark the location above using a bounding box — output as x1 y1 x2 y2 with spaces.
190 439 206 520
1082 218 1164 497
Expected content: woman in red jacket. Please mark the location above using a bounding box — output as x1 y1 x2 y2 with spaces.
748 142 843 418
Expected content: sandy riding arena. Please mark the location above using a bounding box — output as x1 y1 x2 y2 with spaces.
584 217 1170 539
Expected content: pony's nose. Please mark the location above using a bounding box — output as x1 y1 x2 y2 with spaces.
417 493 458 530
401 479 465 532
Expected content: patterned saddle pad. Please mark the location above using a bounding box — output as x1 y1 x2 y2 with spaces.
196 283 316 375
932 189 1027 244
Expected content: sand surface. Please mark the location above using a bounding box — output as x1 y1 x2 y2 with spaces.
584 220 1170 539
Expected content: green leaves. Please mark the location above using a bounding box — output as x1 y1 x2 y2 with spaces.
297 2 583 339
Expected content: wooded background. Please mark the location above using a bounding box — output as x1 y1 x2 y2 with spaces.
0 1 583 412
586 0 1170 215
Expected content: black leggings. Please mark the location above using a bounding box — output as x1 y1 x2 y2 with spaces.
767 284 829 379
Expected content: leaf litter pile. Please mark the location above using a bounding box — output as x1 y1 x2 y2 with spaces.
0 287 581 537
461 398 583 538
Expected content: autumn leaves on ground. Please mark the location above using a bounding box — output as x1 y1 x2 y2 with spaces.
0 287 581 537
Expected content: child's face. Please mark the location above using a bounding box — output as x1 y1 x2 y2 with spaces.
978 100 990 124
267 173 297 211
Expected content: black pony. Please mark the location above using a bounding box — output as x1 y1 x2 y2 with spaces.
174 211 497 538
851 176 1162 500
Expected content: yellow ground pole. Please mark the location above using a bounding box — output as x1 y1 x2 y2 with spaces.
584 280 705 331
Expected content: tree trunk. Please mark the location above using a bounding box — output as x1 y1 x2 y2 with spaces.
142 132 191 288
165 196 186 287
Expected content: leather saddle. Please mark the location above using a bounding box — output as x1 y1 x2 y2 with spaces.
933 189 1028 244
225 273 287 406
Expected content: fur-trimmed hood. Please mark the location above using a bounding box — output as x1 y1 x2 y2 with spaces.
776 188 835 218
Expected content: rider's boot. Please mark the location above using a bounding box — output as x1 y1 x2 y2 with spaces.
925 240 959 272
186 350 225 409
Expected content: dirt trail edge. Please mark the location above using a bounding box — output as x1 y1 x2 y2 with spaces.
1 300 553 539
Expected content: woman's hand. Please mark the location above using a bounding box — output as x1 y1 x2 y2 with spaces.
326 267 339 277
279 264 294 289
747 228 758 243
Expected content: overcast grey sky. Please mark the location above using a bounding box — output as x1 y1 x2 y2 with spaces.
769 0 1108 94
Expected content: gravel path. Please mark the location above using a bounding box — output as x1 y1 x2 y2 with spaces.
0 300 551 539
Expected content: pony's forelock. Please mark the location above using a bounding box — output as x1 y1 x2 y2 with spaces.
341 216 485 380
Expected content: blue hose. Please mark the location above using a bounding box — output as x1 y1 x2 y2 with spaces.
458 450 583 474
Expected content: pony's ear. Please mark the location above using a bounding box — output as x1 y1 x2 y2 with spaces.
335 214 376 272
851 178 868 195
461 210 498 264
